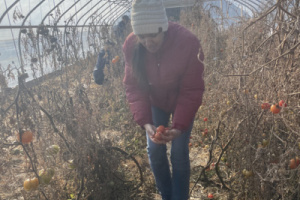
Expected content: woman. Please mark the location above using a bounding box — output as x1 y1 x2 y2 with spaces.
123 0 205 199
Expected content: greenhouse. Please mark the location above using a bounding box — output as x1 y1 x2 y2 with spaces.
0 0 299 199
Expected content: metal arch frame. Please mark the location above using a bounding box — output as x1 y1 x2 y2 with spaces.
18 0 46 74
54 0 81 26
86 2 131 54
75 0 116 57
62 0 93 61
247 0 261 8
231 0 256 16
0 0 20 24
79 1 112 58
107 2 131 25
37 0 66 76
78 2 130 60
91 2 128 28
246 0 268 14
80 2 126 56
82 3 124 54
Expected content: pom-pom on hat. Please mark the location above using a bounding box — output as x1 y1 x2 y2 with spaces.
131 0 169 35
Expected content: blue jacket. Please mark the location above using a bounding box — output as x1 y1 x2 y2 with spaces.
93 49 111 85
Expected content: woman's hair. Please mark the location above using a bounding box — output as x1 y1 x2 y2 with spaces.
132 42 148 89
131 27 164 90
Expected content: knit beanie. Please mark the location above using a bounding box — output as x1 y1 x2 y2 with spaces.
131 0 169 35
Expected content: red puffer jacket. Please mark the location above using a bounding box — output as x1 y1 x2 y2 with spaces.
123 22 205 131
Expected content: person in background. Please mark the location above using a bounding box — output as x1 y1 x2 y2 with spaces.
114 15 131 43
93 40 115 85
122 0 205 199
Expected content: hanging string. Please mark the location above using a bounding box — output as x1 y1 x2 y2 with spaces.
19 0 23 13
74 0 78 22
29 0 31 22
4 0 21 68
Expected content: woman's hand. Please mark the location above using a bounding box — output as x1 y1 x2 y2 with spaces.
162 128 182 142
144 124 182 144
144 124 166 144
144 124 156 138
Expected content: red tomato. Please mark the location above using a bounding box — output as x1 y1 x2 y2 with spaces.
290 157 300 169
155 132 163 140
156 125 165 134
204 117 208 122
270 104 281 114
278 100 287 107
17 130 33 144
261 103 270 110
208 193 214 199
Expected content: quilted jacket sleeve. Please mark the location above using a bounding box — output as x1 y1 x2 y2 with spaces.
172 40 205 131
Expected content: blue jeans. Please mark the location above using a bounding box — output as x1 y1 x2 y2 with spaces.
146 106 193 200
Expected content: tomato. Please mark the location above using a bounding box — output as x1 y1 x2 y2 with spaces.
68 160 76 169
245 170 253 178
46 145 60 155
261 103 270 110
24 177 39 191
289 157 300 169
39 169 55 184
112 56 120 64
278 100 287 107
17 130 33 144
242 169 253 178
155 132 163 140
262 139 269 147
270 104 281 114
204 117 208 122
156 125 165 134
221 156 227 162
208 193 214 199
